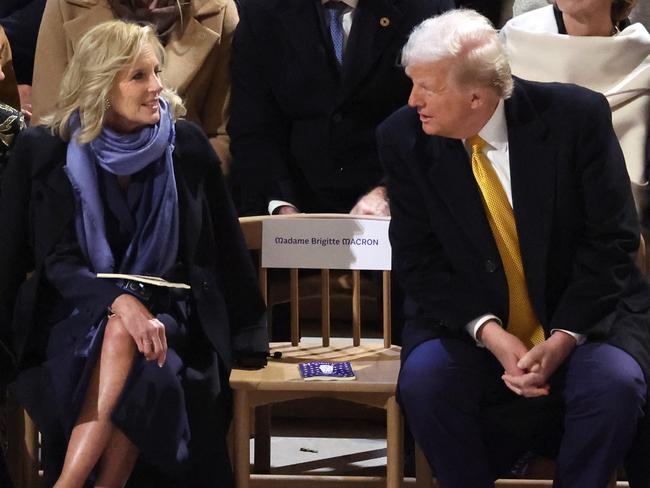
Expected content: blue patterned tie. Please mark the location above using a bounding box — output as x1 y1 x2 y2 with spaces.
324 1 346 65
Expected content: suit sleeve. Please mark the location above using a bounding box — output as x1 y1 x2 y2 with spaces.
549 93 641 335
43 222 125 320
228 5 294 215
379 123 495 337
31 0 67 124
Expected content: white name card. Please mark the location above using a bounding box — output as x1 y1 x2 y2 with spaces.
261 217 391 270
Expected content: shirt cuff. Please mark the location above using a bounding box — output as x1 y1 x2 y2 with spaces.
466 314 502 346
551 328 586 345
268 200 298 215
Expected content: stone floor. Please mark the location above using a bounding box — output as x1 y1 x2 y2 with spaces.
255 416 388 477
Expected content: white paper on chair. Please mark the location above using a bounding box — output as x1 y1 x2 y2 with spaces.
261 217 391 270
96 273 191 289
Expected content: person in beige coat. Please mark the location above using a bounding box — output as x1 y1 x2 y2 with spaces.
31 0 236 169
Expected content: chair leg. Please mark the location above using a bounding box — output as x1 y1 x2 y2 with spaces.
6 399 25 488
234 390 251 488
24 416 40 488
253 405 271 474
386 396 403 488
415 444 434 488
6 400 40 488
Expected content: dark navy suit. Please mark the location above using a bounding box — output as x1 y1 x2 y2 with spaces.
378 79 650 487
228 0 453 215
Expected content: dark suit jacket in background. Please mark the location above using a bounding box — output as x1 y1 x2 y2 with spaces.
0 0 46 85
228 0 453 215
378 78 650 486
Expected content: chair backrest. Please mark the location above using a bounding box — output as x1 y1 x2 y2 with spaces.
239 214 393 349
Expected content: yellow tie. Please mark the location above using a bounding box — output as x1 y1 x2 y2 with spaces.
469 135 545 348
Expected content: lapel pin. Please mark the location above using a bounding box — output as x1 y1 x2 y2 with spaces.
380 17 390 27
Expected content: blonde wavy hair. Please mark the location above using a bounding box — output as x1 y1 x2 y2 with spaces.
44 20 186 143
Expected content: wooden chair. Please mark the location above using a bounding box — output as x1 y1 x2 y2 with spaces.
6 397 41 488
230 214 403 487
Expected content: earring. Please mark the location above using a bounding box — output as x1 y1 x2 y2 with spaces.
104 98 111 111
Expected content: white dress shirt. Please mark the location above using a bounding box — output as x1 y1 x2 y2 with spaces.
464 99 585 346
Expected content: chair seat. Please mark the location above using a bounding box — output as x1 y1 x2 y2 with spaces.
230 337 401 394
230 337 404 488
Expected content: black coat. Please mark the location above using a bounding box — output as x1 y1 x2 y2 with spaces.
228 0 453 215
0 120 268 385
379 78 650 486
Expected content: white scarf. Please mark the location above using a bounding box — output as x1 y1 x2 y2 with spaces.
501 5 650 186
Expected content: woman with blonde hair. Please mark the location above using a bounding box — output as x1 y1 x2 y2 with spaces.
31 0 236 170
0 19 267 487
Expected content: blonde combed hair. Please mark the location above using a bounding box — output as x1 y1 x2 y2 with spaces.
44 20 186 143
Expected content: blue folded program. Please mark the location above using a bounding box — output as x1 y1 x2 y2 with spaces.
299 361 356 381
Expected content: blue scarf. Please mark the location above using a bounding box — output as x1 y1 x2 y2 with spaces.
65 98 179 276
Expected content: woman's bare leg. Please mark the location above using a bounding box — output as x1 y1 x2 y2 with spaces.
54 317 139 488
94 428 139 487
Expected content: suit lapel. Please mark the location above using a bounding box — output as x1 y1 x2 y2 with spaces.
339 0 402 100
164 1 221 93
426 137 500 258
506 81 555 323
32 139 75 261
33 135 71 199
278 0 341 79
42 166 75 226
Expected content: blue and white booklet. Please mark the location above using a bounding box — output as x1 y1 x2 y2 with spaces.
299 361 356 381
